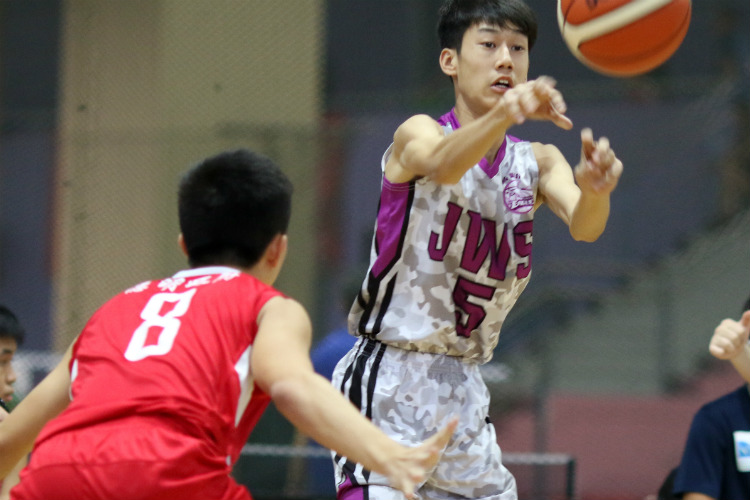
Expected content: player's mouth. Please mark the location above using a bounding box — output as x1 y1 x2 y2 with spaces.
491 76 513 92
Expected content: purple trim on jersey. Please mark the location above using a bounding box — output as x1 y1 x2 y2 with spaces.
437 109 521 179
337 476 365 500
371 178 414 278
437 108 461 130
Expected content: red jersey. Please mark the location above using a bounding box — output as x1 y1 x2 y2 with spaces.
16 266 282 500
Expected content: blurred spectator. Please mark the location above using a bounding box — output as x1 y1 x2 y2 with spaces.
0 305 26 500
304 278 359 496
671 295 750 500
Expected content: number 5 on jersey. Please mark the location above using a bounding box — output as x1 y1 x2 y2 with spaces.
124 289 197 361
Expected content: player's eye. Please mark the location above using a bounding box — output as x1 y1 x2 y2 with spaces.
482 41 496 49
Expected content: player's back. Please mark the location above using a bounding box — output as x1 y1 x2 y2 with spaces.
35 266 281 468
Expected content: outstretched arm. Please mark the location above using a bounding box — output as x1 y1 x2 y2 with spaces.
387 77 573 185
0 343 72 479
709 310 750 382
252 297 457 498
535 128 623 242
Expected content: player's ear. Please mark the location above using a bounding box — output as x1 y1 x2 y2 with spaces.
265 234 288 270
439 48 458 77
177 234 188 257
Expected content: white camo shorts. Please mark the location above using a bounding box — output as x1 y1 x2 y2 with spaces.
330 337 517 500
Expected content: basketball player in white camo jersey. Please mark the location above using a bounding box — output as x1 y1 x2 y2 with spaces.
331 1 623 500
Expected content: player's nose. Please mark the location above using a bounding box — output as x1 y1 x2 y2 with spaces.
495 43 513 68
6 363 17 385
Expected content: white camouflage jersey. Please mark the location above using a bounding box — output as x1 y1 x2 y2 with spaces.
348 109 538 364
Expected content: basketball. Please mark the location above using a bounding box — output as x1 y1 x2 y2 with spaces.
556 0 691 77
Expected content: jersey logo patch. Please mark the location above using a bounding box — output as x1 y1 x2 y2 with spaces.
503 178 534 214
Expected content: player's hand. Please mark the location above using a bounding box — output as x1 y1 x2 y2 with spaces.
383 417 458 499
709 311 750 360
501 76 573 130
574 128 623 195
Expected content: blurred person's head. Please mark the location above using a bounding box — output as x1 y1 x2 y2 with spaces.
0 305 25 402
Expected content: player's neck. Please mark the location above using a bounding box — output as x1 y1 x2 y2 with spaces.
452 99 482 127
453 101 505 164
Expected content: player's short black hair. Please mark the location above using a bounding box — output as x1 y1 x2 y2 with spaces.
178 148 293 269
743 293 750 314
0 305 25 346
438 0 538 52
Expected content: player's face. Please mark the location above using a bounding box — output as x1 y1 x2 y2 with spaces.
449 22 530 114
0 337 18 401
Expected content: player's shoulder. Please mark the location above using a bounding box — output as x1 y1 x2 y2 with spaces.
530 141 566 170
259 295 310 323
402 113 439 127
694 386 749 421
530 141 563 159
709 385 749 407
394 114 443 141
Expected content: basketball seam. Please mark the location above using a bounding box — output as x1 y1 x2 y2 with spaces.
562 0 674 48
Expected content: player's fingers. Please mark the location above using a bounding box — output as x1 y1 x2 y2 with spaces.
741 310 750 329
607 149 618 169
550 91 567 116
595 137 611 165
710 333 737 353
531 79 568 114
425 417 458 452
580 128 595 158
390 463 421 499
503 92 525 124
608 158 623 180
399 479 416 500
587 137 607 166
534 75 557 87
551 110 574 130
714 331 742 353
519 91 541 117
709 343 728 359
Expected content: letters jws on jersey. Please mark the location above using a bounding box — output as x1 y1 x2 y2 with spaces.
428 202 532 280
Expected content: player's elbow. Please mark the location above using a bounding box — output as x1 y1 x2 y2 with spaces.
569 227 603 243
568 216 607 242
268 376 312 416
571 233 600 243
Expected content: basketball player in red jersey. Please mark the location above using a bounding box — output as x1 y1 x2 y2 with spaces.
0 149 457 500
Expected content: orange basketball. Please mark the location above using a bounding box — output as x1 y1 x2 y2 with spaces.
557 0 691 77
